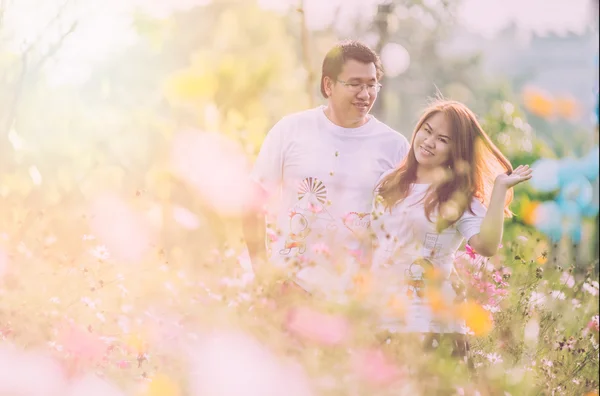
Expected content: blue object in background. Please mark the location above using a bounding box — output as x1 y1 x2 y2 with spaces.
558 175 594 209
558 199 583 243
581 145 599 181
581 200 599 218
557 157 587 187
530 158 560 192
533 201 563 242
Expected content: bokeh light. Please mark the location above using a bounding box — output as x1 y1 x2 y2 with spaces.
380 43 411 78
171 131 252 216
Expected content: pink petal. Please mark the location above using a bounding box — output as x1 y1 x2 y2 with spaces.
285 307 350 345
352 348 402 386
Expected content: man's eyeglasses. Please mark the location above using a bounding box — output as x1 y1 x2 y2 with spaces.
336 79 382 94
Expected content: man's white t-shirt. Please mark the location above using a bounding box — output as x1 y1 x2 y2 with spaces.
371 175 487 333
250 106 409 300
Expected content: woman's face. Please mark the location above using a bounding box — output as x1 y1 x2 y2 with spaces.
413 112 453 169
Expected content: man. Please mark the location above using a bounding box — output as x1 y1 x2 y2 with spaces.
243 40 409 301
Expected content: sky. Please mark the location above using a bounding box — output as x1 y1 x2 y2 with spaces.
0 0 596 86
457 0 595 37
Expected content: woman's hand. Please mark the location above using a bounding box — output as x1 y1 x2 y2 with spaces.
494 165 533 189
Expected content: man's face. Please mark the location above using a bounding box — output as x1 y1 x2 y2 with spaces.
326 59 379 126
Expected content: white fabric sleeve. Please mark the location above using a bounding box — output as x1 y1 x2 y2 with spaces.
374 168 397 194
456 198 487 242
249 118 288 196
393 133 410 167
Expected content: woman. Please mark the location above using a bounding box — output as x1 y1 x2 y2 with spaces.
370 99 532 362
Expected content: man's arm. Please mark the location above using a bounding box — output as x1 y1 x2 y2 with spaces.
242 181 268 274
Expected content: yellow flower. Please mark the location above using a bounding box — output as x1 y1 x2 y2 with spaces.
144 374 180 396
456 301 493 336
425 287 448 315
521 200 540 226
386 295 406 318
125 333 149 354
353 271 372 298
523 88 554 119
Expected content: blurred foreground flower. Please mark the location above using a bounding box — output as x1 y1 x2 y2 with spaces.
0 248 8 279
171 130 252 216
285 306 350 345
143 373 181 396
188 331 313 396
66 374 125 396
90 193 154 262
0 344 65 396
58 324 107 368
456 301 493 337
351 348 403 387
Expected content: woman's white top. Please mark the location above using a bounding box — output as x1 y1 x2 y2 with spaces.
371 176 486 334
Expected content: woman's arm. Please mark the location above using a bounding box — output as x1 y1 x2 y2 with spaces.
468 165 532 257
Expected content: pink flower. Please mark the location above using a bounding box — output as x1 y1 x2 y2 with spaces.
285 307 350 345
116 360 130 369
266 228 279 242
465 245 477 260
588 315 599 332
171 131 252 216
307 202 323 213
347 248 363 258
58 325 106 363
311 243 330 255
492 272 503 283
352 348 402 386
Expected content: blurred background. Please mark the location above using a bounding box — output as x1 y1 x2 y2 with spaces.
0 0 598 395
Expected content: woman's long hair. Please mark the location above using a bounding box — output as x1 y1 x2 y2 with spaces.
377 99 514 229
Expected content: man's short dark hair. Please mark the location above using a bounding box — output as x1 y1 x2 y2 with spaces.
320 40 384 99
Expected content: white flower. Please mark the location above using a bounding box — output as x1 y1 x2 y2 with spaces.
173 205 201 230
90 245 110 260
572 298 582 308
487 352 503 364
560 272 575 288
582 282 599 296
530 291 546 307
483 304 501 313
47 341 63 351
550 290 566 300
542 358 553 367
81 297 96 309
83 234 96 241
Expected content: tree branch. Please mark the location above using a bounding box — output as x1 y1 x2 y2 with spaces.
297 1 315 108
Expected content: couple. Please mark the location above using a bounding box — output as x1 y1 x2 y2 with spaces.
242 40 531 352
